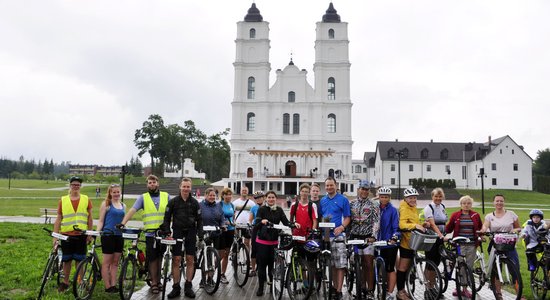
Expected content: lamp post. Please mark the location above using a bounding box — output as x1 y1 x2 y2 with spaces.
121 165 128 202
395 150 405 199
478 167 486 214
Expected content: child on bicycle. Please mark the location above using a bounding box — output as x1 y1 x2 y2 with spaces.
520 209 548 271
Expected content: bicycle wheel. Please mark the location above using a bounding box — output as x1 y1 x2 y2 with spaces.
286 256 313 300
456 261 476 300
346 252 355 296
405 258 442 300
203 247 221 295
320 253 332 300
354 255 363 300
161 254 171 300
531 262 548 300
490 257 522 300
73 256 97 300
374 257 387 300
472 252 486 292
273 250 286 300
439 257 449 294
119 255 138 300
38 252 57 300
232 242 250 287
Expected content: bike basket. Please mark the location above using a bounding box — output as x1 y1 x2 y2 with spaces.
493 233 517 252
408 230 438 251
279 234 294 250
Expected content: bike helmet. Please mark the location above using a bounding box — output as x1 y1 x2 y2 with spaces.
358 182 370 190
530 209 544 219
378 186 392 195
253 191 265 199
403 188 419 198
279 234 294 250
303 240 321 253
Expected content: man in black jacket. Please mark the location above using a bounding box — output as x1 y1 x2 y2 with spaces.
161 177 204 299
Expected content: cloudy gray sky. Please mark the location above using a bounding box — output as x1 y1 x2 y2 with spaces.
1 0 549 166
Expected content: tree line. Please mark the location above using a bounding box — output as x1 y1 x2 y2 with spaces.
0 156 63 180
534 148 550 194
134 114 230 182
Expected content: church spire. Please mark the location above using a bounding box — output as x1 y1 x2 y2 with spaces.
322 2 341 23
244 3 263 22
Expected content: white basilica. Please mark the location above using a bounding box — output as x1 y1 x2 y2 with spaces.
225 3 356 196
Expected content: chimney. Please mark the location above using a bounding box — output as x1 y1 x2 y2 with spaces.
488 135 492 145
430 139 433 143
395 139 398 142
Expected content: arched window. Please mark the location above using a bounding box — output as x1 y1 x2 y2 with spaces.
247 76 255 99
402 148 409 158
355 165 361 173
440 148 449 160
421 148 429 159
293 113 300 134
327 113 336 133
247 112 255 131
387 148 395 158
328 29 335 39
288 91 295 102
249 28 256 39
283 113 290 134
328 77 335 100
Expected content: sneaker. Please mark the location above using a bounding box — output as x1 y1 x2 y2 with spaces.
461 289 472 299
452 289 458 297
184 282 195 298
167 284 181 299
58 282 69 293
220 274 229 284
386 294 396 300
396 290 411 300
365 290 374 300
334 292 343 300
199 280 205 288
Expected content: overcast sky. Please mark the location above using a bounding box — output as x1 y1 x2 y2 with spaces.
1 0 549 166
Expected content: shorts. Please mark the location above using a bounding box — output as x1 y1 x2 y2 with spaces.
172 229 197 257
399 246 415 259
380 247 398 272
330 236 348 269
101 235 124 254
424 238 443 265
60 235 87 262
239 227 251 239
219 230 234 250
146 236 166 262
355 244 374 256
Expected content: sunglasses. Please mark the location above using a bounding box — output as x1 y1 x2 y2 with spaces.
110 184 121 187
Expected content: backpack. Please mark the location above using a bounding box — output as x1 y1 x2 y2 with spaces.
290 201 314 224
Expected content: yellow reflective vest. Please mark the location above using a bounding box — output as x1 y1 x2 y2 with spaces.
143 192 168 230
60 195 89 232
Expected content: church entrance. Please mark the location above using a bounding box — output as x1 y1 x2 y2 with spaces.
285 161 296 177
247 167 253 178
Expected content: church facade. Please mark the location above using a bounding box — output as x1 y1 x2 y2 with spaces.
225 3 356 196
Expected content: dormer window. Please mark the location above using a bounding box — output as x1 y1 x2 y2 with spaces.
421 148 429 159
402 148 409 158
440 148 449 160
328 29 335 39
249 28 256 39
388 148 395 158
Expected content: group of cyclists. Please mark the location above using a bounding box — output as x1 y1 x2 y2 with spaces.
49 175 549 300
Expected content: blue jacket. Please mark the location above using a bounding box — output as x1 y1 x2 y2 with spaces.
378 202 400 244
200 200 225 228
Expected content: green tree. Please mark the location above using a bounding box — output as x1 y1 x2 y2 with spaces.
534 148 550 176
134 114 166 174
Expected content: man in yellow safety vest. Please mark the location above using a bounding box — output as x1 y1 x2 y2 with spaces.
53 176 93 293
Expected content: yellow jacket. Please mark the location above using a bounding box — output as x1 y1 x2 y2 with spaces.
399 200 420 250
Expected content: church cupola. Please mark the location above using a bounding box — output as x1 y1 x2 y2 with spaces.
244 3 263 22
322 3 341 23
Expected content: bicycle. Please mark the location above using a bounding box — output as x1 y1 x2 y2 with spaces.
285 233 317 300
156 230 185 300
346 237 395 300
118 227 151 300
478 231 523 300
230 223 251 287
439 236 477 300
72 228 113 300
273 226 293 300
530 235 550 300
38 228 68 300
194 225 222 295
472 238 488 293
316 221 335 300
404 229 443 300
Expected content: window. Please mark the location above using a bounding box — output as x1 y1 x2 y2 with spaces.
409 164 414 172
391 178 395 185
445 165 451 173
402 148 409 158
491 163 497 171
421 148 429 159
363 168 367 173
247 76 255 99
492 178 497 186
328 28 335 39
249 28 256 39
387 148 395 159
512 149 515 154
288 91 295 103
283 113 290 134
391 164 395 172
246 112 255 131
440 148 449 160
327 114 336 133
293 113 300 134
462 166 467 180
355 165 361 173
426 165 432 172
328 77 336 100
500 149 502 154
514 178 519 186
513 163 518 171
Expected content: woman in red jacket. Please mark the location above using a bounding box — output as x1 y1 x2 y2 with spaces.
444 195 482 297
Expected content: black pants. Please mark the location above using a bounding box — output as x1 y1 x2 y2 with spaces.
256 243 277 286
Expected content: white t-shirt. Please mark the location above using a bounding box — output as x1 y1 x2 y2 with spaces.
232 198 255 225
484 210 519 232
